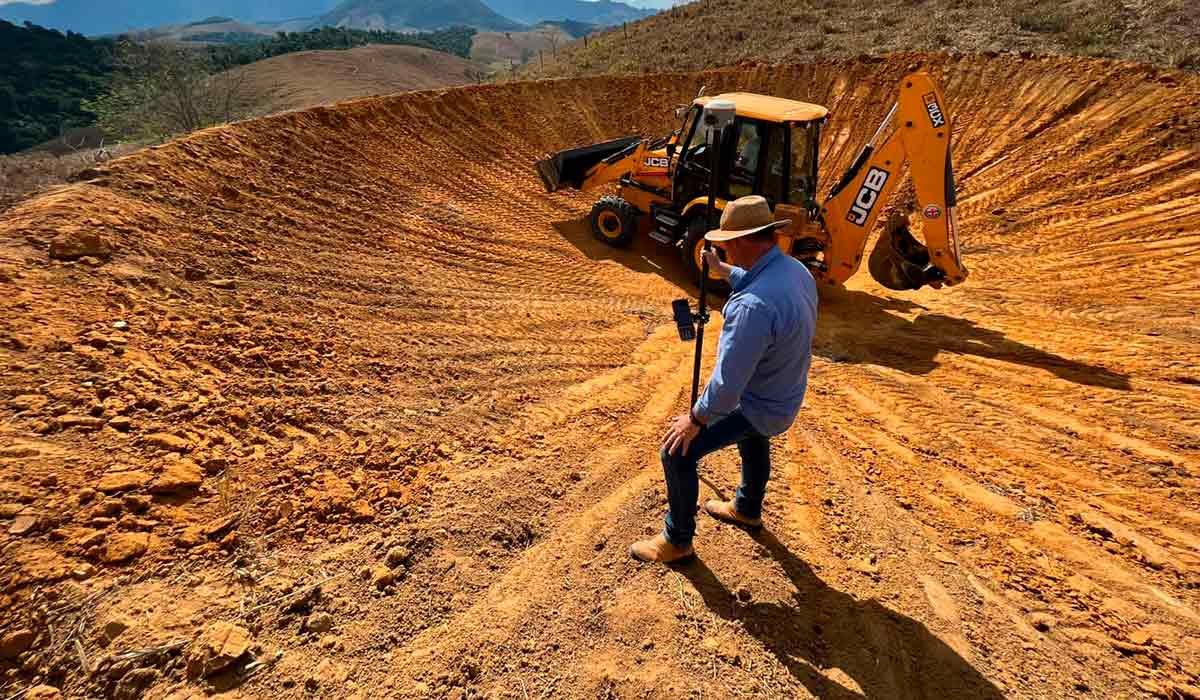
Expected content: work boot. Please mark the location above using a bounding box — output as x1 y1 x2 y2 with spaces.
704 499 763 530
629 533 694 564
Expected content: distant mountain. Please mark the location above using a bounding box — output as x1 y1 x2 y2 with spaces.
622 0 681 8
484 0 651 26
0 0 651 36
120 17 279 44
0 0 339 36
317 0 524 31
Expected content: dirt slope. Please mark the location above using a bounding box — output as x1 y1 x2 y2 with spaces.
231 44 479 114
528 0 1199 77
1 53 1198 699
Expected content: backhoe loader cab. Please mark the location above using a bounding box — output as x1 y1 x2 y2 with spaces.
669 94 826 212
535 72 969 292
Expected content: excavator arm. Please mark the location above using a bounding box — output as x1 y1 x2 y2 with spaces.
819 72 968 290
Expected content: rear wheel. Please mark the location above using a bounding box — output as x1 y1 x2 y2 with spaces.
682 215 731 294
589 195 637 248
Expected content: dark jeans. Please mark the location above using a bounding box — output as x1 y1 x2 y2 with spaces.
660 410 771 547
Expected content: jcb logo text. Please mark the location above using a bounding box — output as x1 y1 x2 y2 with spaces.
847 167 889 226
644 157 669 168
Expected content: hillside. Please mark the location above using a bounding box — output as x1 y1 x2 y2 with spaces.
119 17 278 44
1 42 479 212
317 0 524 31
471 25 574 73
230 43 479 113
0 17 475 154
485 0 651 26
528 0 1199 76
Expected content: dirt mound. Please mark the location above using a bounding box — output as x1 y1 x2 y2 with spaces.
1 53 1198 699
231 44 481 115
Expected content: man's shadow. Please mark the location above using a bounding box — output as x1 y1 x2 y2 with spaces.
556 216 1130 391
676 530 1008 699
816 287 1130 390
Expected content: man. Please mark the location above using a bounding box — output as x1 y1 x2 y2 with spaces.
630 195 818 563
730 127 761 199
735 127 761 173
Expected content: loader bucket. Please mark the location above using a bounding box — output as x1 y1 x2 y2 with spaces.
535 136 641 192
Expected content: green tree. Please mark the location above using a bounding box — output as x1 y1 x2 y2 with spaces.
83 40 250 142
0 20 116 153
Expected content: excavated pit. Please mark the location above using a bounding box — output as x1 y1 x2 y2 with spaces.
1 53 1199 699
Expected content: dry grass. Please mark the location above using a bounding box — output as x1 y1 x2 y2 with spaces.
1013 3 1068 33
527 0 1199 78
472 27 574 77
227 44 481 116
0 144 139 214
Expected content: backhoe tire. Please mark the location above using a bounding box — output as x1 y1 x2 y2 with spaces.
682 215 731 295
590 195 638 248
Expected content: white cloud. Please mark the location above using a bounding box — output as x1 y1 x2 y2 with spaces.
0 0 58 5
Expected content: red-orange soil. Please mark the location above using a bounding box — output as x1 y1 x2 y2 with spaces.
1 53 1198 699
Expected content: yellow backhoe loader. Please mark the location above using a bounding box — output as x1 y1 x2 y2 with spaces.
536 72 968 292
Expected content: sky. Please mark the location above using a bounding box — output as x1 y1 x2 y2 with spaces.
2 0 685 5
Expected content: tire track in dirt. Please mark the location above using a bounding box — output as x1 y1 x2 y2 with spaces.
1 53 1198 698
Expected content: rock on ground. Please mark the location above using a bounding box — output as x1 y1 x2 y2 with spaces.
24 686 62 700
386 546 411 567
0 628 36 659
9 511 39 535
305 612 334 634
370 565 395 589
150 459 204 494
144 432 192 453
97 468 153 494
100 533 152 564
49 230 113 260
102 615 132 643
186 621 251 679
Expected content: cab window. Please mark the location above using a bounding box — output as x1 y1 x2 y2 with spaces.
727 120 762 199
762 125 787 204
789 122 819 207
679 106 707 162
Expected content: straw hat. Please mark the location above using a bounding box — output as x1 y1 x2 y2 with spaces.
705 195 791 242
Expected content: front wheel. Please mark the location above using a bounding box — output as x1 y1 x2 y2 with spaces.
589 195 638 248
681 215 731 294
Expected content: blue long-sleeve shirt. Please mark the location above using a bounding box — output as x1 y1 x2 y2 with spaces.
693 246 818 436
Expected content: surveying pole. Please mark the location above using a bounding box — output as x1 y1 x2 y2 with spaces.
672 100 736 408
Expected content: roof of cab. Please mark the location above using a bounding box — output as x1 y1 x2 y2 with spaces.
696 92 828 122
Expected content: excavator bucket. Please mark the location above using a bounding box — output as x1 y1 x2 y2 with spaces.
536 136 640 192
868 211 944 291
